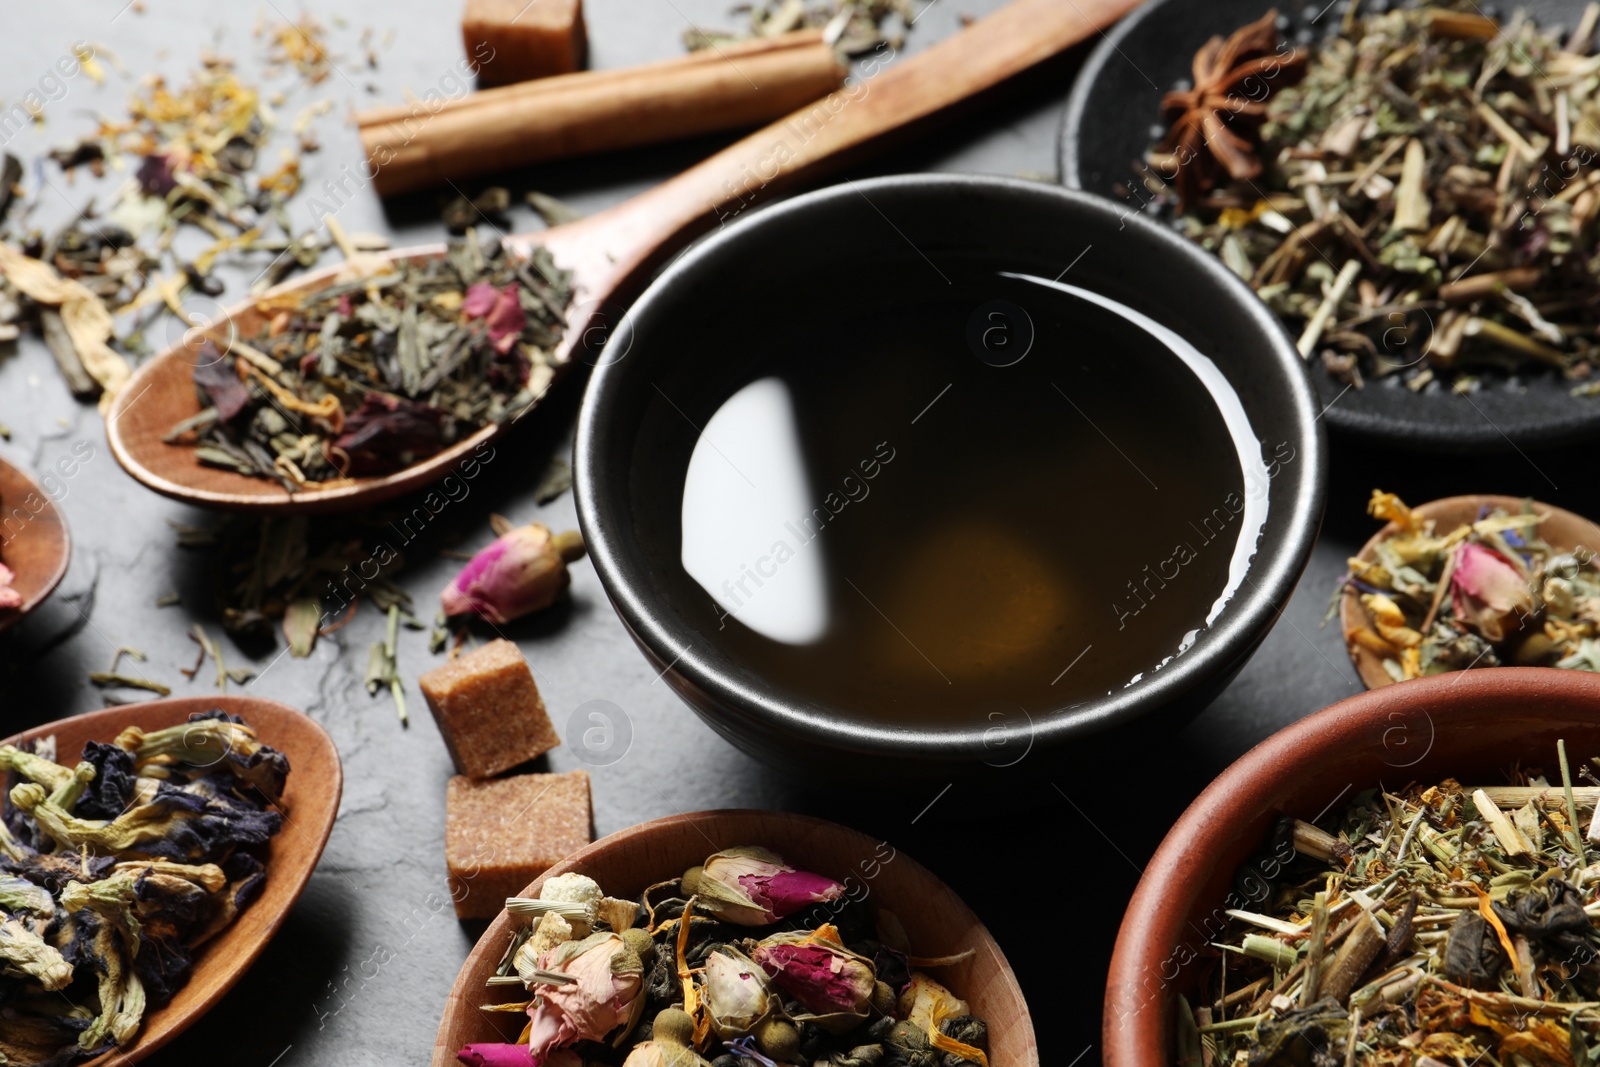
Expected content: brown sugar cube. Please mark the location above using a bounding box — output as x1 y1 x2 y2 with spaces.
463 0 587 87
420 638 560 778
446 770 592 919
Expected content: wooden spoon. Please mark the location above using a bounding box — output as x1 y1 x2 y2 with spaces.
1339 494 1600 688
432 809 1037 1066
1 695 341 1066
0 454 71 634
107 0 1144 515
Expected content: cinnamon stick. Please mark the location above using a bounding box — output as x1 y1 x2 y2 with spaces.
356 32 847 198
357 30 828 129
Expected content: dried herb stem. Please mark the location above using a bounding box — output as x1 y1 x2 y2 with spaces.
1299 891 1330 1007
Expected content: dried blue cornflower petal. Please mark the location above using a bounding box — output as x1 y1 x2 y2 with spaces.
115 710 290 804
73 741 139 821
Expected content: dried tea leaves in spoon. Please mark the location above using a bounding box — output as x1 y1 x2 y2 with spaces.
166 228 572 490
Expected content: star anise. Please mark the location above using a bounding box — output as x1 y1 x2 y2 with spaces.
1157 9 1307 209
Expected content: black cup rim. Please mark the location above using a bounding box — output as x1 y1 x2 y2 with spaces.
574 173 1327 762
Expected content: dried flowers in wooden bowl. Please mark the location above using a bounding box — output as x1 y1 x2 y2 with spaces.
1338 491 1600 688
433 810 1036 1066
0 696 341 1066
0 454 71 635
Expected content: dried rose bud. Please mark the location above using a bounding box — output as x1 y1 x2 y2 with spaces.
442 524 586 625
692 846 845 926
1451 541 1533 643
703 947 772 1037
524 932 644 1062
456 1044 531 1067
752 928 876 1023
456 1047 584 1067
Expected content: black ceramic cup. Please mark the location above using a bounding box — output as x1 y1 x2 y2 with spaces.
574 174 1325 775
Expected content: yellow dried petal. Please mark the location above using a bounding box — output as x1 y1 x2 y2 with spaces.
1347 555 1392 587
1218 200 1271 229
1347 627 1397 655
1400 647 1422 679
1360 593 1423 648
1368 490 1424 531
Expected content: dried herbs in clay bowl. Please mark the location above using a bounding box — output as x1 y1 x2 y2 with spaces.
1104 668 1600 1067
1063 0 1600 451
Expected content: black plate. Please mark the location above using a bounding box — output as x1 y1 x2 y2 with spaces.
1061 0 1600 453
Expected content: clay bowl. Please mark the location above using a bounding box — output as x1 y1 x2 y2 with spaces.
1338 494 1600 688
2 695 342 1067
0 454 71 634
432 809 1037 1066
1103 668 1600 1067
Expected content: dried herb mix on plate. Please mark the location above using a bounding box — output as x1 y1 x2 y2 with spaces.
459 847 991 1067
1141 2 1600 393
1340 491 1600 681
167 229 572 488
0 711 287 1065
1183 741 1600 1067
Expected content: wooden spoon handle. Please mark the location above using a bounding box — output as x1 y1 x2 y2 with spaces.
536 0 1143 287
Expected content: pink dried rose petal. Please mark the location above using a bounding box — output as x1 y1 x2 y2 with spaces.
752 939 874 1017
0 564 20 611
1452 542 1530 612
463 282 526 354
699 846 845 925
456 1043 533 1067
744 866 848 918
1450 541 1533 642
463 281 500 318
454 1046 582 1067
484 285 527 354
525 934 643 1062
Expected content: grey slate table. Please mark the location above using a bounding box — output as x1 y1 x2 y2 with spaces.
1 3 1588 1064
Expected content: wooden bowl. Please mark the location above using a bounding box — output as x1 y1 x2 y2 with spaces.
431 809 1037 1066
2 695 342 1066
0 454 71 634
1104 668 1600 1067
1337 494 1600 688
